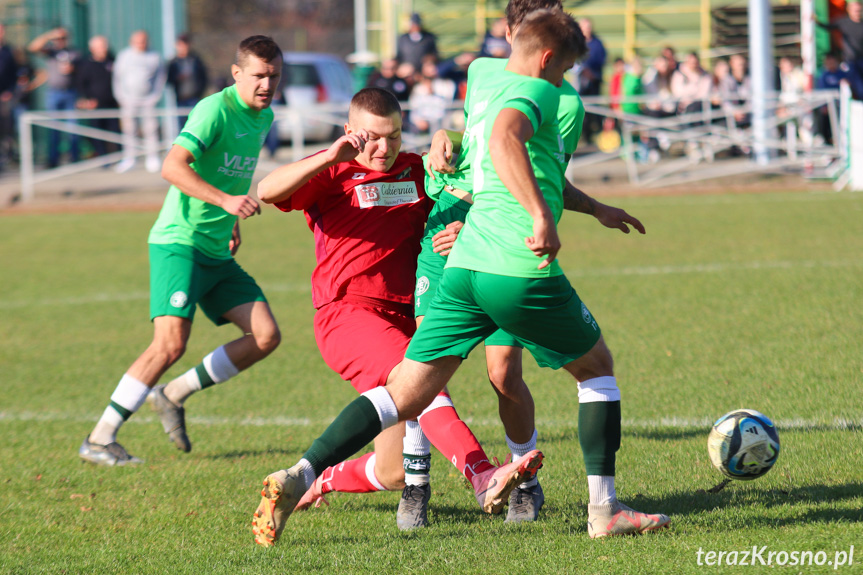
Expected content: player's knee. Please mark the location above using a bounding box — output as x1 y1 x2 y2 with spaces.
154 338 186 366
487 362 525 398
253 324 281 356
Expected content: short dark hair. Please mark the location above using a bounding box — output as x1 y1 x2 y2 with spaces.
505 0 563 31
349 87 402 119
236 35 282 68
512 9 587 63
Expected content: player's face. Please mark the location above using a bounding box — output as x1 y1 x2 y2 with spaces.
346 110 402 172
233 55 283 111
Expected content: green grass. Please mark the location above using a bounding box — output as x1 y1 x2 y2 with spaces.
1 190 862 574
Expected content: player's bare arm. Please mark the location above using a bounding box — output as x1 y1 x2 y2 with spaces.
489 108 560 269
563 180 646 234
426 129 464 177
229 221 242 256
162 145 261 219
257 131 370 204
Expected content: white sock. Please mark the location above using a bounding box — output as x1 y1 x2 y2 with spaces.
203 345 239 382
577 376 621 403
588 475 617 506
164 346 239 406
507 429 539 488
403 419 431 486
90 374 150 445
294 458 318 489
163 368 201 406
361 387 399 430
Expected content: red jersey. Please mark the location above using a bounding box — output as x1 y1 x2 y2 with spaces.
275 152 430 309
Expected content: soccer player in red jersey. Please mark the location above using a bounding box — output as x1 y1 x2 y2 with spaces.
256 88 537 532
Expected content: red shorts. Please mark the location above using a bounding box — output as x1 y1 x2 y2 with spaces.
314 296 416 393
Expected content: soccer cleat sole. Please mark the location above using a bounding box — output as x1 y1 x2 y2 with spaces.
477 450 544 515
252 471 302 547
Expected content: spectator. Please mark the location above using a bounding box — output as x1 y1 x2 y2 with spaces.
642 54 676 118
437 51 477 103
816 53 847 143
0 24 19 168
576 17 606 142
717 54 751 127
479 17 510 59
27 26 80 168
396 13 438 70
75 35 118 158
608 57 625 111
407 57 455 134
366 57 412 102
815 0 863 99
167 33 208 127
662 45 679 72
670 52 712 114
112 30 165 174
621 57 644 116
777 56 807 116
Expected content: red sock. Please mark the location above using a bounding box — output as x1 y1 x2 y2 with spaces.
318 452 387 494
418 393 494 480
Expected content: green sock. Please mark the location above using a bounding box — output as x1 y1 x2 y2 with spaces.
303 396 382 476
578 401 621 477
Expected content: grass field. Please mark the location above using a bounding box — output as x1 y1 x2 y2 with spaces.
1 189 862 574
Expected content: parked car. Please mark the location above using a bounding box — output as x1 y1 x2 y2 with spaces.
274 52 354 142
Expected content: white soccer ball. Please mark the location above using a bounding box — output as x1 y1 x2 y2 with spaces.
707 409 780 480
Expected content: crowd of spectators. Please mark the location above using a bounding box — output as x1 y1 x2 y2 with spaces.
0 26 209 172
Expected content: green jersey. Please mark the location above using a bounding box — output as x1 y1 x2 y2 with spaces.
445 58 565 278
148 85 273 260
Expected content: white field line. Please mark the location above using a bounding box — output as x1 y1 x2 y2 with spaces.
2 259 862 311
1 411 861 431
0 282 310 310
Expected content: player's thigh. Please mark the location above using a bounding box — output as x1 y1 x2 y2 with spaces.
149 243 205 323
151 314 193 356
484 343 525 394
314 300 415 393
197 258 266 326
475 273 602 370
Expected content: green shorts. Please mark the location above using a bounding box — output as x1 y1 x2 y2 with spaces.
406 267 601 369
149 243 266 326
415 192 520 348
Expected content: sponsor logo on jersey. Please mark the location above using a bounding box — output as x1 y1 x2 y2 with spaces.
218 153 257 179
351 172 367 180
170 291 188 308
355 181 420 208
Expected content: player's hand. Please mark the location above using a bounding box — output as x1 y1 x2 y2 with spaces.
326 131 368 164
525 216 561 270
222 194 261 219
229 221 242 256
426 130 456 178
431 220 464 256
594 203 646 235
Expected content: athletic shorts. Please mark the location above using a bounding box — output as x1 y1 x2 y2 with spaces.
149 243 266 326
406 267 601 369
314 296 416 393
415 192 520 348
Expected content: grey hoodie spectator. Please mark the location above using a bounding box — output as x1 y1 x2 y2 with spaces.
112 30 165 173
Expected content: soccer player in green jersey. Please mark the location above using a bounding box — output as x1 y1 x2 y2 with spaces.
417 0 646 524
79 36 284 466
251 9 668 543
